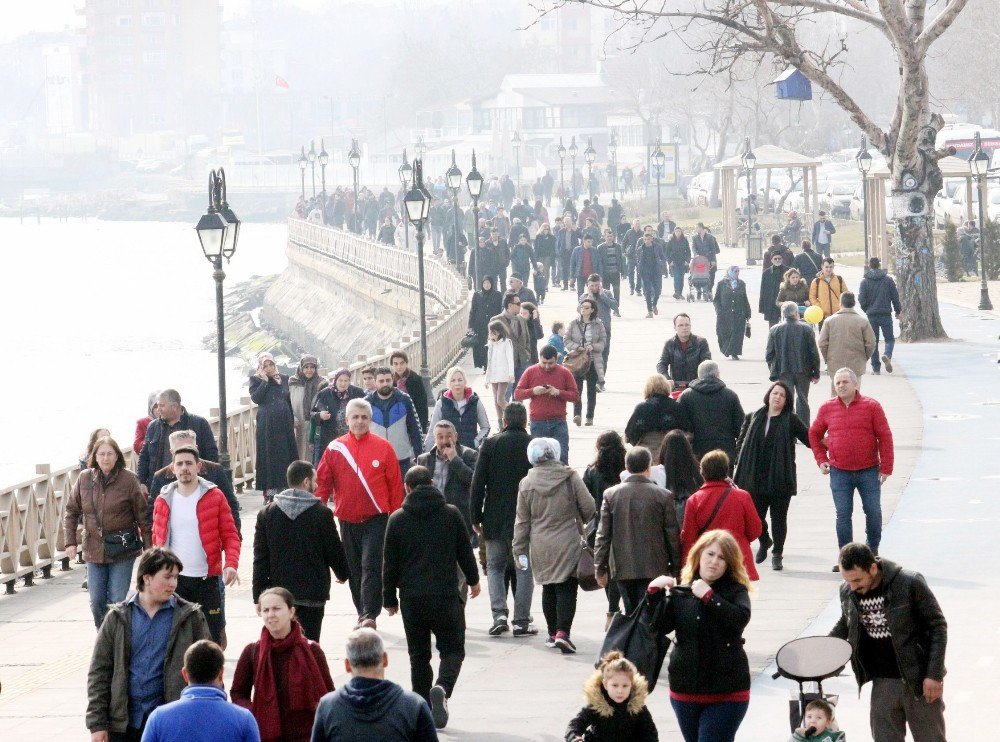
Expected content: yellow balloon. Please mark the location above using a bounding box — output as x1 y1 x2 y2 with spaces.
804 305 824 325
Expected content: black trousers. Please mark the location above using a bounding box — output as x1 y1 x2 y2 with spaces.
541 577 578 636
339 515 388 621
296 604 325 641
778 371 813 426
574 366 598 419
617 577 651 616
176 574 224 643
754 495 791 555
604 272 621 303
401 594 466 702
605 580 621 613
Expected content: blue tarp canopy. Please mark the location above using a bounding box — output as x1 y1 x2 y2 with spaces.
773 67 812 101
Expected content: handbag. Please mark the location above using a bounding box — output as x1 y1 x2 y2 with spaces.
598 594 671 690
460 329 481 349
564 348 592 376
744 320 752 339
87 474 143 560
577 537 600 591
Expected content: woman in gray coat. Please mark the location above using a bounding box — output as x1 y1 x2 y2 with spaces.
512 438 596 654
564 297 608 427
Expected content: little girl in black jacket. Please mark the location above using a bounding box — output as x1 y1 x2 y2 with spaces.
565 651 659 741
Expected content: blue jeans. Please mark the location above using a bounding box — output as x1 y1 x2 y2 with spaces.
671 698 749 742
830 465 882 550
671 266 685 297
506 362 527 402
530 419 569 464
869 314 895 372
87 557 137 629
642 272 662 312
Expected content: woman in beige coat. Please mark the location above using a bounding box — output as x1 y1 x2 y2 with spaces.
513 437 596 654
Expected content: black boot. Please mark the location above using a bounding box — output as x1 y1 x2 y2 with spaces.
771 554 783 571
755 533 772 564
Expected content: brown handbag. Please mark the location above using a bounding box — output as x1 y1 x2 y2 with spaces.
564 348 592 376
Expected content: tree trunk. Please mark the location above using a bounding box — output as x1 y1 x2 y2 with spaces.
710 102 734 208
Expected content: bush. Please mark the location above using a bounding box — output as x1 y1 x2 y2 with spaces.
941 222 964 282
984 219 1000 280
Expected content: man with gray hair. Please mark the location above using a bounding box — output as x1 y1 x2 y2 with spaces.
819 291 877 394
677 360 745 461
415 421 478 535
311 628 438 741
765 300 822 424
138 389 218 495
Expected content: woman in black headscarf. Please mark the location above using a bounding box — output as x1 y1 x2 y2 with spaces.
468 275 502 370
713 265 752 360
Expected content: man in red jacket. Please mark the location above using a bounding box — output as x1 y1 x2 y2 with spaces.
315 398 403 629
809 368 894 569
152 447 241 644
513 345 580 463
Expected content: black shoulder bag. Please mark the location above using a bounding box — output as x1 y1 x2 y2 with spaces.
88 473 143 560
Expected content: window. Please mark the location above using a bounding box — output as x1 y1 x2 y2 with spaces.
116 15 132 27
141 12 165 26
142 50 167 66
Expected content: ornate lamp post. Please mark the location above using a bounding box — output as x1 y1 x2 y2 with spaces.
511 131 521 197
568 135 578 200
652 138 666 227
584 137 596 201
446 150 463 267
348 138 361 234
969 131 994 310
307 139 317 197
415 135 427 160
557 137 566 202
318 138 329 201
855 135 873 264
466 150 484 284
404 158 433 383
194 168 240 476
399 148 412 255
298 146 307 200
608 131 618 199
740 136 756 219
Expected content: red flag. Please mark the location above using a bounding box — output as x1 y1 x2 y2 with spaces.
275 75 290 89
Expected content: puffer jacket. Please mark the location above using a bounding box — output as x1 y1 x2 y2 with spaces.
512 460 596 585
564 671 657 742
809 391 893 474
809 273 849 318
87 596 209 734
64 468 149 564
858 268 901 316
624 393 690 448
830 559 947 697
151 477 241 576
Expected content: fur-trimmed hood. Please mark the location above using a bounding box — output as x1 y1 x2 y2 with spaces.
583 670 649 718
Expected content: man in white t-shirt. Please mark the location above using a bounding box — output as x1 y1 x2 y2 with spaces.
152 447 241 644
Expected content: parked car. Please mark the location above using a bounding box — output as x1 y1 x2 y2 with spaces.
934 180 964 227
820 181 858 218
687 172 714 206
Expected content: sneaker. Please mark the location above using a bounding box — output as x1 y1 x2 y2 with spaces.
545 635 557 648
553 631 577 654
429 685 449 729
512 622 538 637
832 564 841 573
489 617 510 636
645 312 653 318
872 369 881 375
653 306 659 315
882 354 893 373
585 418 594 426
573 415 582 426
596 382 606 392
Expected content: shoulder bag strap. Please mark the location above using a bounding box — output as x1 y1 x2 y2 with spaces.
698 486 733 537
86 472 103 535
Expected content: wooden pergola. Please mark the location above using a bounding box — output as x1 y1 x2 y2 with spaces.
867 156 978 264
714 144 822 252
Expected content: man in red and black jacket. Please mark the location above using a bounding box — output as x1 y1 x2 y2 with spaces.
315 398 403 629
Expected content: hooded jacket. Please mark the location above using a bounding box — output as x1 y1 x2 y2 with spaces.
858 268 902 316
152 477 241 577
310 676 438 742
564 671 657 742
252 488 349 604
677 377 745 460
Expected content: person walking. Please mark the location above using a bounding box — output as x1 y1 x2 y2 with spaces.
423 367 489 451
512 438 596 654
775 267 811 311
809 369 893 567
665 226 691 300
677 361 745 462
680 451 762 581
656 431 704 525
831 543 947 742
383 466 482 729
137 389 218 496
232 587 335 742
250 353 299 502
582 431 628 628
252 461 349 641
491 293 532 396
315 398 404 628
624 374 690 455
390 352 430 432
484 321 515 421
691 223 720 298
415 421 479 535
513 345 580 463
818 292 877 392
758 252 785 327
578 273 618 380
565 651 659 742
713 266 751 360
564 298 607 427
367 367 425 479
64 436 148 629
595 446 681 615
811 211 837 258
638 231 666 317
766 301 821 425
733 381 811 571
534 221 557 290
134 391 158 455
311 368 366 465
556 216 581 291
288 355 323 461
470 402 536 638
570 235 605 292
808 258 849 323
623 218 644 296
656 313 712 391
598 228 624 303
793 239 823 280
647 530 754 742
858 257 902 375
469 276 503 371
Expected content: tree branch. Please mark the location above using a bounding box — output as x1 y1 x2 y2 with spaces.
770 0 887 31
918 0 971 52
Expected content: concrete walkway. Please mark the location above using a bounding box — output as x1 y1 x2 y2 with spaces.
0 245 937 740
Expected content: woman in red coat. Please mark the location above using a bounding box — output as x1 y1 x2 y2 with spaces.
680 450 763 581
232 587 334 742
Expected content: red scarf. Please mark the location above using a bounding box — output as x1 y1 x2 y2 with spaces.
251 621 329 740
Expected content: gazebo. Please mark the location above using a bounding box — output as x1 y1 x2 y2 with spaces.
714 144 823 258
866 155 979 264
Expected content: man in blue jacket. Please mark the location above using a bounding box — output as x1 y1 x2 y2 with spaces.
569 234 604 292
367 367 424 480
858 257 902 375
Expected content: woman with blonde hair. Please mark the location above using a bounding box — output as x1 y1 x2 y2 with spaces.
624 374 690 454
647 530 753 742
424 365 490 450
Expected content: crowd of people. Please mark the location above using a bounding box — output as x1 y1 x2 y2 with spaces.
73 192 949 742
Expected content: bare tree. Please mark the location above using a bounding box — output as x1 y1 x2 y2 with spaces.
532 0 972 340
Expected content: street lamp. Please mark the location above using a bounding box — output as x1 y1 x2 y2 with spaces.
318 138 329 201
557 137 567 202
348 138 361 234
194 168 239 477
652 139 666 227
307 139 317 197
969 131 994 310
404 158 433 384
415 135 427 160
608 131 618 199
584 137 596 201
740 136 756 219
446 149 463 267
568 135 578 200
855 135 873 264
399 148 412 256
466 149 484 284
298 146 307 200
511 131 521 198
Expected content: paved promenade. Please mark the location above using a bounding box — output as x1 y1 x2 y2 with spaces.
3 245 985 740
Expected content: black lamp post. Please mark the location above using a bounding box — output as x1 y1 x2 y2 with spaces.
404 158 433 383
194 168 239 477
399 148 412 256
569 135 578 199
298 146 307 200
557 137 566 201
740 137 756 220
511 131 521 197
653 139 666 226
969 131 994 310
584 137 596 201
855 135 873 264
348 138 361 234
466 150 484 284
446 150 463 267
307 139 317 197
608 131 618 199
319 138 329 201
415 135 427 161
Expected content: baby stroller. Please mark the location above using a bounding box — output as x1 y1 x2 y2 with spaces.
687 255 712 302
772 636 851 732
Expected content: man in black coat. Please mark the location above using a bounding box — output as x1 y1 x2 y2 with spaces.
677 360 745 462
858 257 902 375
138 389 218 494
765 301 821 425
390 350 429 430
832 543 947 741
469 402 535 637
383 466 480 729
415 421 478 535
656 312 712 390
252 460 349 641
758 252 786 327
